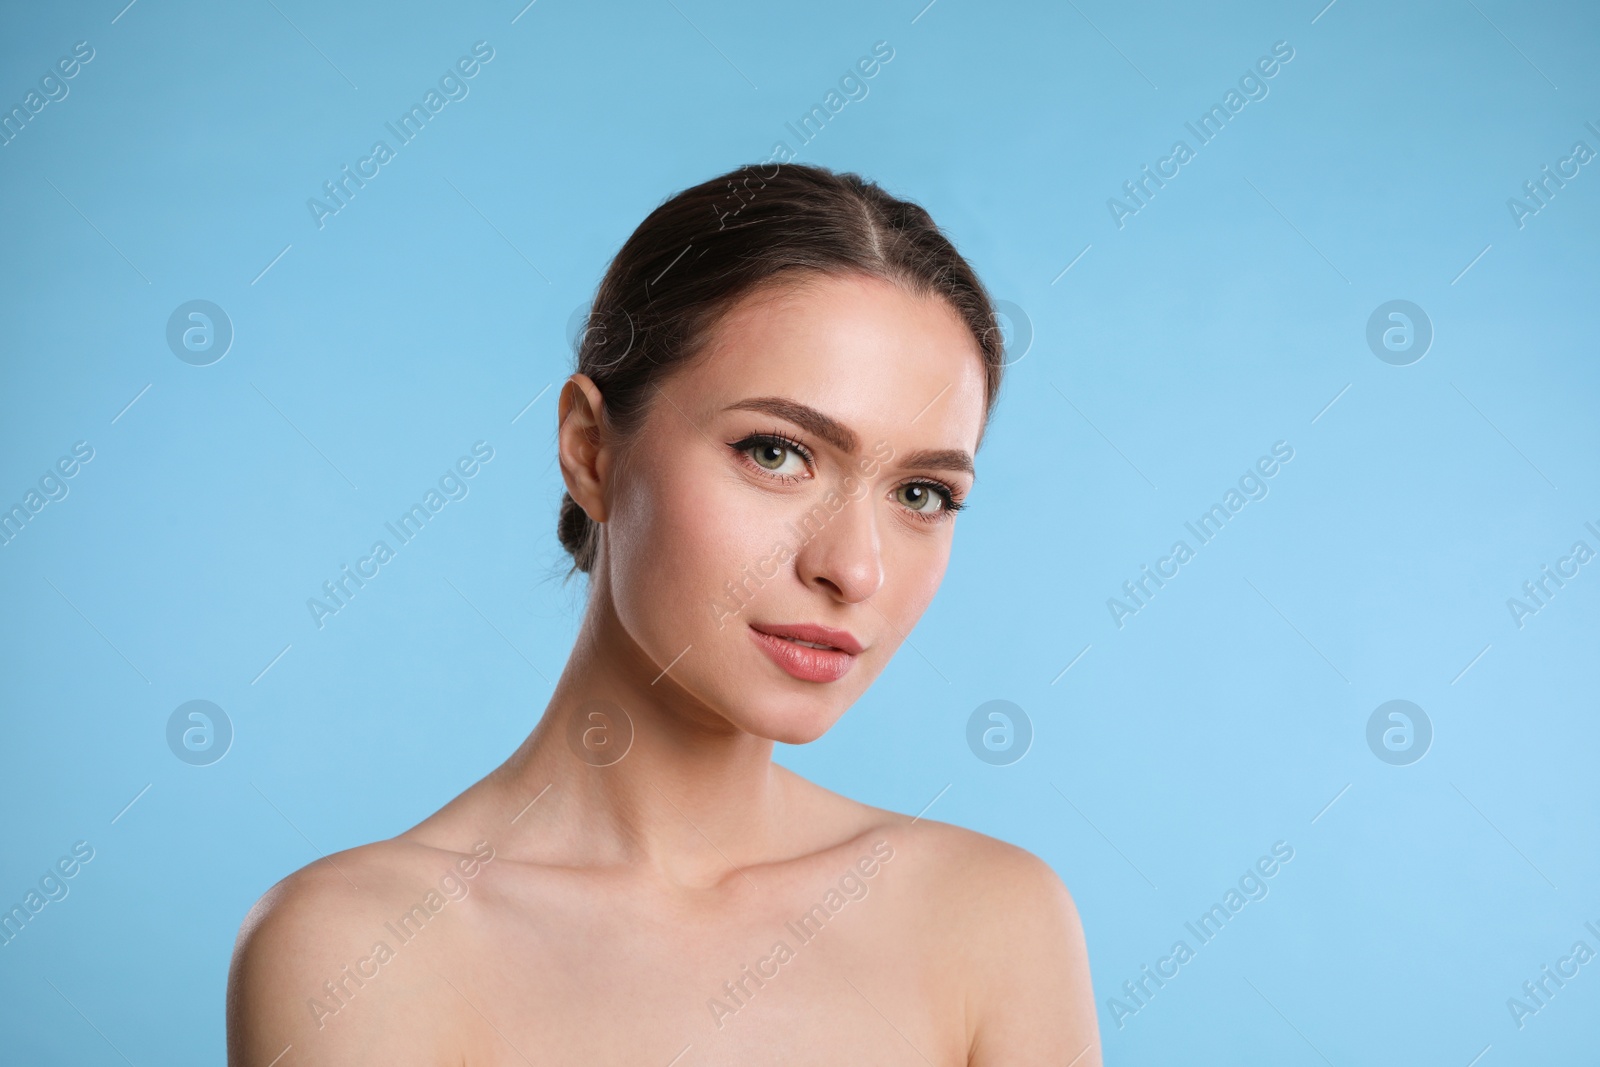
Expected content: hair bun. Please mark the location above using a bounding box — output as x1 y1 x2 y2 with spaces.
557 491 597 574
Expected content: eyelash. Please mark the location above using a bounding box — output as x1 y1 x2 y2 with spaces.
728 431 966 521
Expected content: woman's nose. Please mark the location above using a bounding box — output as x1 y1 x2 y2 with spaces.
793 491 884 603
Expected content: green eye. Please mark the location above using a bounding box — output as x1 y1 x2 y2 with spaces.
736 435 809 477
896 483 944 512
752 442 789 470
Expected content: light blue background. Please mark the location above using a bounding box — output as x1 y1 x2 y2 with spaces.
2 0 1596 1062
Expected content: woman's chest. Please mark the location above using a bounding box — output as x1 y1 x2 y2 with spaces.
438 866 969 1064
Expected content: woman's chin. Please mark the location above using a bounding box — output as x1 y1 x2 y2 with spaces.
735 702 846 747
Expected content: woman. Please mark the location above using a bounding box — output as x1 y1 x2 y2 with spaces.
227 162 1100 1065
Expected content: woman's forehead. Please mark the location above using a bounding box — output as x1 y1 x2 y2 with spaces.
679 273 987 444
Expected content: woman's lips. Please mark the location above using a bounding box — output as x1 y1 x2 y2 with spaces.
748 623 861 683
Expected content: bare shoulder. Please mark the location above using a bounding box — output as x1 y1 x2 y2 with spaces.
836 802 1103 1064
773 766 1076 901
859 811 1081 930
226 837 495 1066
777 770 1083 933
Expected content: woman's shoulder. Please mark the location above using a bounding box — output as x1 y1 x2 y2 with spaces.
868 809 1080 918
225 836 484 1064
905 816 1083 943
845 807 1099 1056
234 836 463 937
782 769 1082 922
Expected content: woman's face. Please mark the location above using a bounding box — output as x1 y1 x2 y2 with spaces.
593 271 989 744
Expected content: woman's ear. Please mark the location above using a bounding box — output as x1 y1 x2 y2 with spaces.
557 374 610 524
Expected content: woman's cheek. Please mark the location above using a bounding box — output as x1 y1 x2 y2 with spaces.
891 535 951 625
619 464 758 638
606 470 687 638
670 483 752 608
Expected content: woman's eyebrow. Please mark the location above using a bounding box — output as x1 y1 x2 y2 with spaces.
725 396 858 454
897 448 974 476
724 396 975 475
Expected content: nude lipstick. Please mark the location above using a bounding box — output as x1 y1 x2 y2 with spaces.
748 622 862 683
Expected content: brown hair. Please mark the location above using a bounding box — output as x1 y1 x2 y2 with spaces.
559 160 1008 575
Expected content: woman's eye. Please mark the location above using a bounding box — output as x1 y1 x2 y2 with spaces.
746 440 807 476
895 483 947 514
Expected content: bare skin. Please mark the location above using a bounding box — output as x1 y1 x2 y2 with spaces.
227 271 1101 1065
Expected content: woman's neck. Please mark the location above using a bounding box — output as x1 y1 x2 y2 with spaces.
477 587 795 889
